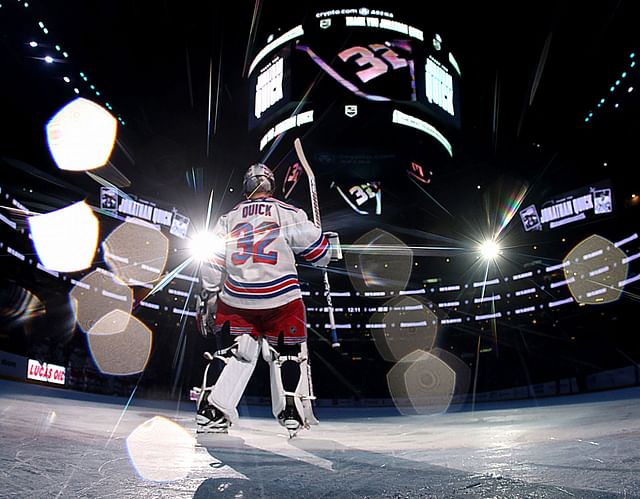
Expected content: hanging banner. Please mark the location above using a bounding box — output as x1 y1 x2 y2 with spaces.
98 188 190 238
520 180 613 232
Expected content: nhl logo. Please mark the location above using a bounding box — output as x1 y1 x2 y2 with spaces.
319 19 331 29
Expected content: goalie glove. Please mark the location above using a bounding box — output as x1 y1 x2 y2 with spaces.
195 289 218 338
323 231 343 261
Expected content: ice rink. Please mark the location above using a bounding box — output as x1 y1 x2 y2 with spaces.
1 379 639 498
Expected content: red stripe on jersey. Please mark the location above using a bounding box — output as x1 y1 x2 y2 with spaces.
224 277 299 294
303 236 328 261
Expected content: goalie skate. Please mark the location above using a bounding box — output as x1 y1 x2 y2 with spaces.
278 395 305 438
196 403 231 434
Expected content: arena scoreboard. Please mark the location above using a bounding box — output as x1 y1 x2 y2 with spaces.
246 6 462 233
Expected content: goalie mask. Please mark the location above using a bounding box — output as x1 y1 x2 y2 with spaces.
243 163 275 197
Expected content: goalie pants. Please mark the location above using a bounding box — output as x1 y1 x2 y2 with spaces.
215 298 307 346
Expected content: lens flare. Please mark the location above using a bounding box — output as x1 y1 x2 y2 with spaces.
345 229 413 292
564 234 628 305
387 349 456 415
46 97 117 171
103 220 169 284
370 296 438 362
87 309 152 375
28 201 99 272
69 269 133 333
496 184 528 237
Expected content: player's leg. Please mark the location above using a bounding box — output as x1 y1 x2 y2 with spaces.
194 348 227 433
262 339 301 430
262 298 318 433
196 302 260 433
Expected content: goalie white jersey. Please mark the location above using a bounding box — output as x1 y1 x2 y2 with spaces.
202 197 330 310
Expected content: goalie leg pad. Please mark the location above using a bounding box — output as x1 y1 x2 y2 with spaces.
262 338 286 417
208 334 260 424
262 339 318 427
296 342 319 426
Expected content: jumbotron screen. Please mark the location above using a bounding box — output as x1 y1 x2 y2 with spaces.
247 7 462 241
248 9 461 131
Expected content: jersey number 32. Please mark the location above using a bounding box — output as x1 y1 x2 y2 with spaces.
230 222 280 265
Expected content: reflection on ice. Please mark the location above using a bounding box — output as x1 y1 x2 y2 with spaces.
126 416 195 482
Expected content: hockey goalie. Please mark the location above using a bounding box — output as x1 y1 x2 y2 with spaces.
195 163 340 437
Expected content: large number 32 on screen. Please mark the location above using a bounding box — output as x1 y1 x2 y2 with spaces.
230 222 280 265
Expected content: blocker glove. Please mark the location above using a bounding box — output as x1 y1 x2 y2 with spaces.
324 231 343 261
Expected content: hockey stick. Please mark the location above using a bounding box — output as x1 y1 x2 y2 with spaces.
294 138 340 349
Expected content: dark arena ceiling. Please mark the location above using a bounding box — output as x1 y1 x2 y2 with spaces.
0 1 639 401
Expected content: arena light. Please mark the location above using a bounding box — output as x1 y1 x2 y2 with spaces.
479 239 500 260
189 231 225 262
248 24 304 75
28 201 99 272
392 109 453 157
46 97 117 171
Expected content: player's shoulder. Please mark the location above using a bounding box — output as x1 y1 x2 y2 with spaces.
228 197 302 215
227 200 249 215
264 197 301 213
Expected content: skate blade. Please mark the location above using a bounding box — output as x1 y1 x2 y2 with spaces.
196 426 229 434
287 428 299 439
284 419 302 438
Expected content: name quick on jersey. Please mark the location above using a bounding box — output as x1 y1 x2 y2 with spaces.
242 204 273 217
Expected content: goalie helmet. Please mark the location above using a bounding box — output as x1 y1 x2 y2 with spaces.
243 163 275 197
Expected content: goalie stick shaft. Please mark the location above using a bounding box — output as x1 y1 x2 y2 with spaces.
294 138 340 349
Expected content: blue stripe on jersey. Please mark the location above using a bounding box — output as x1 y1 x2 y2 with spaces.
226 274 298 289
300 234 324 256
308 244 330 263
224 283 300 300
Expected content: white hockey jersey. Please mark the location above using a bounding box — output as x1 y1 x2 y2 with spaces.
201 196 331 309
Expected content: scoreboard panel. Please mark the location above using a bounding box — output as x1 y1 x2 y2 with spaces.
246 7 463 242
248 10 461 136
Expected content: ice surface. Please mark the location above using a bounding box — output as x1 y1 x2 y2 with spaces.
1 379 638 498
